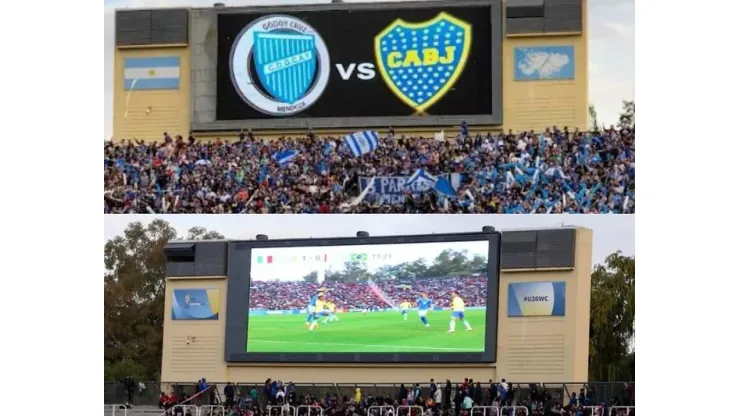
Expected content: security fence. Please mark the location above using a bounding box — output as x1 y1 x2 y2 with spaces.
103 381 634 407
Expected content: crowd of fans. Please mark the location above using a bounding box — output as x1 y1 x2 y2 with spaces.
248 277 487 311
103 126 635 214
156 379 635 416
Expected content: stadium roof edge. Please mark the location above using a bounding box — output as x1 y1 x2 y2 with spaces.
114 0 495 14
167 226 585 244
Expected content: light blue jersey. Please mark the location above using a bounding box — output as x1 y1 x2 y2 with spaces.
305 294 319 324
417 298 433 311
417 297 432 326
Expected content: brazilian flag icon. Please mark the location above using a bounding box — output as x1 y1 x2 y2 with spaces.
350 253 368 262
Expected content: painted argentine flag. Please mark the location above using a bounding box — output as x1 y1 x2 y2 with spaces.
344 130 379 157
124 57 181 90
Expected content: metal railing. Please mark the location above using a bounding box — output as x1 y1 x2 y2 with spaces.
367 405 397 416
500 406 529 416
267 405 297 416
104 404 128 416
199 405 226 416
471 405 500 416
104 381 635 408
121 404 633 416
607 406 635 415
396 406 423 416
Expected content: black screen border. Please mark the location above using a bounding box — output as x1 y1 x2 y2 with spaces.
224 231 501 363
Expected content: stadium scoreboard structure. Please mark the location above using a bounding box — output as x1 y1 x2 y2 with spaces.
161 227 593 383
112 0 588 140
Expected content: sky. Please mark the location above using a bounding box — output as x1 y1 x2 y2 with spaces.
102 0 634 138
250 240 489 281
103 214 635 267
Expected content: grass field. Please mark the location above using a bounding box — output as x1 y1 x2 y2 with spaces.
246 309 487 353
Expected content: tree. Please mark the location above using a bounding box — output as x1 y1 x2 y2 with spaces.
302 271 319 283
104 220 225 381
619 100 635 129
588 251 635 381
185 226 227 241
588 104 600 132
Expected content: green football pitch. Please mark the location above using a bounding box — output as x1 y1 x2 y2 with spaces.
246 309 487 353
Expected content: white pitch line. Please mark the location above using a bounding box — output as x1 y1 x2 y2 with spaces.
248 339 480 352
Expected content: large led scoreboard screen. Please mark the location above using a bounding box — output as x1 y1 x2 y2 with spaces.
216 6 494 119
224 232 502 363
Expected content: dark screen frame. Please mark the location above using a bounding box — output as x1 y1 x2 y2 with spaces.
224 231 502 363
215 4 496 120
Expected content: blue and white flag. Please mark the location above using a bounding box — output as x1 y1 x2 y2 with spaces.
344 131 379 157
406 168 437 188
274 150 299 166
124 57 181 90
408 169 458 198
434 177 457 197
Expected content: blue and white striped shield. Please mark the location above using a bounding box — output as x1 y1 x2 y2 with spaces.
253 32 317 104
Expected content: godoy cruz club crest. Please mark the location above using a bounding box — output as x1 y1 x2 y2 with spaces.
374 12 472 114
230 15 331 116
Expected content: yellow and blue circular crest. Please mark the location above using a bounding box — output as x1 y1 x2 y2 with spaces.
374 12 472 113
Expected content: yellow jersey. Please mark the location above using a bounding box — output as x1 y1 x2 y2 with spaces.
314 299 326 313
451 296 465 312
326 302 336 312
400 301 412 310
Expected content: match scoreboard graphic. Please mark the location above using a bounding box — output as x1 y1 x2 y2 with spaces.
507 281 566 317
172 289 220 320
217 6 493 119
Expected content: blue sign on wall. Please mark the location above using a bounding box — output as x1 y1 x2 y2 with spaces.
507 281 566 317
172 289 219 320
514 46 575 81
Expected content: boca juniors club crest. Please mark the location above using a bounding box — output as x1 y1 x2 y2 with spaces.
230 15 331 116
374 12 472 114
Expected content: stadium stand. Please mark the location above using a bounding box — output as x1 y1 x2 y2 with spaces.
104 380 635 416
103 127 635 214
249 278 486 311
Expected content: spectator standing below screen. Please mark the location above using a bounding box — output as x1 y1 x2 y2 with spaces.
264 379 272 402
473 383 483 405
462 394 473 410
430 379 437 398
121 376 135 405
621 382 634 406
443 381 452 411
225 382 235 407
454 387 462 413
398 384 407 403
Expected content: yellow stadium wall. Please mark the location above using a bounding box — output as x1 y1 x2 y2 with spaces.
160 229 592 384
501 34 588 132
112 46 191 141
